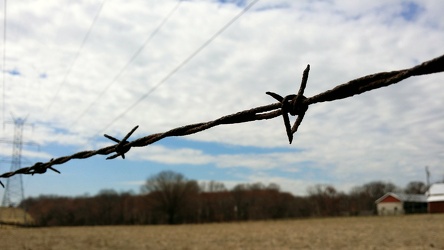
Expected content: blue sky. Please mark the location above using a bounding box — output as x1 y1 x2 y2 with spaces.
0 0 443 201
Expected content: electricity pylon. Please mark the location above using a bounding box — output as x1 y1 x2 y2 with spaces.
1 116 33 207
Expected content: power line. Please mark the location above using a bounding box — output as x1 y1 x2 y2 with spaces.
95 0 260 136
46 0 107 110
70 0 182 126
2 0 6 123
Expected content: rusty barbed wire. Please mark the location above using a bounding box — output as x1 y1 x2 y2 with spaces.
0 54 443 187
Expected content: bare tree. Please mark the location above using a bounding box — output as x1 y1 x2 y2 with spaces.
404 181 427 194
200 180 227 192
350 181 399 214
307 184 341 216
141 171 199 224
361 181 398 198
266 183 280 191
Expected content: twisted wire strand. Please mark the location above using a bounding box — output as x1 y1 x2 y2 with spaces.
1 54 443 187
304 54 444 105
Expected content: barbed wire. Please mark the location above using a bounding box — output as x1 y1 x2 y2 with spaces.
1 54 443 188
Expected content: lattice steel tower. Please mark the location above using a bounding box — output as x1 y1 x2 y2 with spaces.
1 117 28 207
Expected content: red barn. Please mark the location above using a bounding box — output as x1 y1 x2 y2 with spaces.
427 183 444 213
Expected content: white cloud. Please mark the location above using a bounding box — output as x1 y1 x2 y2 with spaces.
131 145 214 165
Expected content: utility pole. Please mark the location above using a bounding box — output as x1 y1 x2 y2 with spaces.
425 166 430 188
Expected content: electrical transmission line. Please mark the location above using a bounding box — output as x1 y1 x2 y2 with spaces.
47 0 107 110
70 0 182 126
93 0 260 136
2 0 7 123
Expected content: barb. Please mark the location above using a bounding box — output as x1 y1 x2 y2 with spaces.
0 54 443 185
266 64 310 143
105 125 139 160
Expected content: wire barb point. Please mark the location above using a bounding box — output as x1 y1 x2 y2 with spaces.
28 159 60 176
105 125 139 160
266 65 310 144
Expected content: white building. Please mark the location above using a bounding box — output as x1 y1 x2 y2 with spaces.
375 193 427 215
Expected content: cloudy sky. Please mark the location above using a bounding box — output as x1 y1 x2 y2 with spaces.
0 0 443 200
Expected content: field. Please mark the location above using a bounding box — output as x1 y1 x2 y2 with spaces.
1 214 444 250
0 207 34 225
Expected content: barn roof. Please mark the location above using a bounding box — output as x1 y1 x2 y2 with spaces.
427 183 444 202
375 192 427 204
427 183 444 196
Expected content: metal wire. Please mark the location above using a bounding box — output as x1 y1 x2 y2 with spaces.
71 0 183 126
0 53 443 187
2 0 7 123
47 0 107 110
94 0 261 135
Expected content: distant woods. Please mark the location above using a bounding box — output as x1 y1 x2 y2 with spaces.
20 170 428 226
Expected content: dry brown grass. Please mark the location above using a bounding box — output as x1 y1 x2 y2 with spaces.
0 207 34 225
1 214 444 250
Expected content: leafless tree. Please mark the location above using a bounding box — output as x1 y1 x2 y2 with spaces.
349 181 399 214
404 181 427 194
141 170 199 224
200 180 227 192
307 184 342 216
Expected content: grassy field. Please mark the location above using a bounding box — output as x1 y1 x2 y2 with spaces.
1 214 444 250
0 207 34 225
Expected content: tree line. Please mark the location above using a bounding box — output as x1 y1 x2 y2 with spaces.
20 170 429 226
